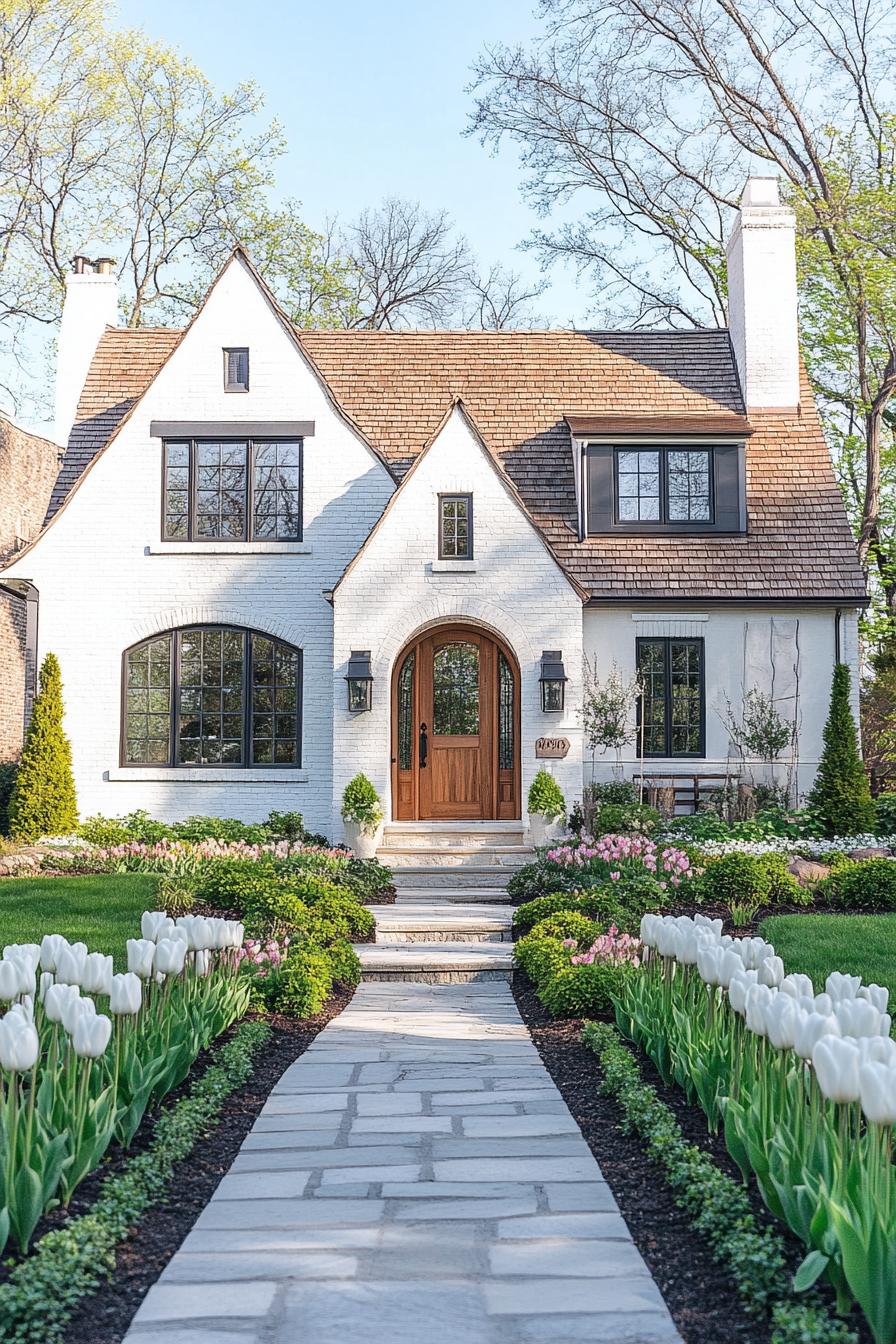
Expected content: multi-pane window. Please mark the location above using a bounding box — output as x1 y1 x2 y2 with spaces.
163 439 302 542
123 626 302 767
439 494 473 559
636 638 704 757
223 347 249 391
615 449 712 525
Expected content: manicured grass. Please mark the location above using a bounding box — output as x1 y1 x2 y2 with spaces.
759 912 896 998
0 874 160 965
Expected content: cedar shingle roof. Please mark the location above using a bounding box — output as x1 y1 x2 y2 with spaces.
47 324 866 603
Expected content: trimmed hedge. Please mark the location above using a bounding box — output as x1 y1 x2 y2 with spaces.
515 922 631 1018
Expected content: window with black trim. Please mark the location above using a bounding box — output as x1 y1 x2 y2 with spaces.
163 439 302 541
585 443 744 534
224 347 249 391
123 625 302 767
636 637 705 758
439 494 473 559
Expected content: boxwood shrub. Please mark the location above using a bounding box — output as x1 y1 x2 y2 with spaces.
818 857 896 911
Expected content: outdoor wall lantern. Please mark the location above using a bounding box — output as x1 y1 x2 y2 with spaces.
539 650 567 713
345 650 373 713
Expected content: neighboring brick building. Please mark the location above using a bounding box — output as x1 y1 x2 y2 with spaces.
0 179 867 833
0 413 59 759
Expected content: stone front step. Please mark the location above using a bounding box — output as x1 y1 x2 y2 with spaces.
354 940 513 983
382 821 527 850
391 865 516 890
393 886 513 906
371 903 512 943
379 845 533 869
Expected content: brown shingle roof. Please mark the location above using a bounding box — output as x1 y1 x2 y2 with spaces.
47 325 866 602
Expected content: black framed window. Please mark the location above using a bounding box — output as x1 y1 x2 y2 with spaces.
636 637 705 758
123 625 302 767
439 494 473 559
616 448 711 524
224 347 249 391
586 442 744 534
162 439 302 542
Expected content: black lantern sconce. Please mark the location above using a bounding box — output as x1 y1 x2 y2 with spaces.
345 650 373 713
539 650 567 713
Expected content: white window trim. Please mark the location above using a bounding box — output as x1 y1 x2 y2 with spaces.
429 559 477 574
105 767 309 784
146 541 312 556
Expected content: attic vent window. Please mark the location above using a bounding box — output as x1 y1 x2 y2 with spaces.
224 348 249 392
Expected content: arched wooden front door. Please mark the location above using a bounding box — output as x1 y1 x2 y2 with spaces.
391 625 520 821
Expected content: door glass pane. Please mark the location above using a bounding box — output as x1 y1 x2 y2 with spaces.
433 642 479 735
397 651 415 770
498 652 514 769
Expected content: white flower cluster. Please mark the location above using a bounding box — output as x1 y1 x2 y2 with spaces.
640 913 896 1122
125 911 245 981
675 834 896 859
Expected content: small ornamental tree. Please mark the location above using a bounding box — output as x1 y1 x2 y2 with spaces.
341 774 383 835
527 769 566 819
7 653 78 842
807 663 875 837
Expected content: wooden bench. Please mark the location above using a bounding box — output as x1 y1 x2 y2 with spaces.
634 772 738 816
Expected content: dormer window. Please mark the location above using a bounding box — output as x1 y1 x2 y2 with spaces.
585 442 745 535
223 347 249 392
439 494 473 559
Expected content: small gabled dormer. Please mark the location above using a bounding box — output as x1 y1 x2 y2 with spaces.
568 414 750 538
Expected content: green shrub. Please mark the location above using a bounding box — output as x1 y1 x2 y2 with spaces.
594 801 661 835
78 814 132 846
527 768 565 817
264 810 307 843
530 911 598 946
270 946 334 1016
698 852 805 910
807 663 875 837
341 774 383 832
756 853 807 906
156 875 197 917
507 858 576 903
539 961 630 1017
875 793 896 836
587 779 637 805
513 876 667 934
243 889 310 940
311 893 374 939
343 856 393 900
818 857 896 911
8 653 78 841
514 930 570 987
0 762 19 836
324 939 362 987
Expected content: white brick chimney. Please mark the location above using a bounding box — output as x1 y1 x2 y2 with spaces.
54 255 118 445
726 177 799 410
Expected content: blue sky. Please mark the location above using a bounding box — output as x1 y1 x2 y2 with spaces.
118 0 588 324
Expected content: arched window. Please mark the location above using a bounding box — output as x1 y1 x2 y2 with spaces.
123 626 302 767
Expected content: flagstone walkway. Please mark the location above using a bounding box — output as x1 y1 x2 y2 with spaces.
123 982 682 1344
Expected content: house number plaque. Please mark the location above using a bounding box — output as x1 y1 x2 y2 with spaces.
535 737 570 759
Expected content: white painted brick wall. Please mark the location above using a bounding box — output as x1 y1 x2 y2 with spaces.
332 408 584 838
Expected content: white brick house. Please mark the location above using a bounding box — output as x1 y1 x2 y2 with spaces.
0 179 866 839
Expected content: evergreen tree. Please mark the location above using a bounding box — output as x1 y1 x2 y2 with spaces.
807 663 875 837
8 654 78 842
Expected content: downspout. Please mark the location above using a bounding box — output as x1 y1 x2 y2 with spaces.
834 607 842 666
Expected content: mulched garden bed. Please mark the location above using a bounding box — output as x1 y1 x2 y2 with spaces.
513 974 872 1344
37 988 354 1344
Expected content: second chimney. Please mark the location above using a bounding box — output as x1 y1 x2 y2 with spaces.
54 257 119 446
726 178 799 411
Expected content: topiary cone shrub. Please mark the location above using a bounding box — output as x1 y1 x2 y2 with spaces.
806 662 875 838
8 653 78 842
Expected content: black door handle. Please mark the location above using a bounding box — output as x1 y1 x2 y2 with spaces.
419 723 428 768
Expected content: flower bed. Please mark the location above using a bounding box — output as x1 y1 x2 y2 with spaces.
622 912 896 1343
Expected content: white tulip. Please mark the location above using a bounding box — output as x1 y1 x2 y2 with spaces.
7 999 34 1026
72 1013 112 1060
694 915 724 937
4 944 40 972
81 953 113 996
194 949 211 976
834 997 888 1039
127 938 156 979
780 973 814 1000
857 1036 896 1066
0 960 20 1002
858 1061 896 1126
191 918 213 952
858 983 890 1014
39 934 66 973
141 911 173 942
61 992 94 1036
167 926 189 947
813 993 834 1016
765 996 803 1050
745 983 775 1036
43 982 78 1024
640 914 661 947
153 939 187 976
55 945 85 987
655 923 680 959
717 949 745 990
812 1036 862 1103
0 1018 39 1071
826 971 862 1002
38 971 54 1001
758 955 785 989
109 972 142 1016
727 969 758 1016
795 1012 841 1060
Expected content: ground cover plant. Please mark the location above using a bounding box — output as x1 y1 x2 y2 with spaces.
621 912 896 1343
0 875 159 963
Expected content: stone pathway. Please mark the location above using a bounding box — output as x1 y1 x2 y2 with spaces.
124 982 681 1344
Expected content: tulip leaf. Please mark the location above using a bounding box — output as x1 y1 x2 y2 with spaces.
793 1248 829 1292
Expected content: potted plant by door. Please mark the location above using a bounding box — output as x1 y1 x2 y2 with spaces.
341 773 384 859
527 769 566 847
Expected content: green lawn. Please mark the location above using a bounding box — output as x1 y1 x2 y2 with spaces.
759 913 896 999
0 874 160 966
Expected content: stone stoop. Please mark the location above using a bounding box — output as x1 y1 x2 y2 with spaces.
357 823 527 983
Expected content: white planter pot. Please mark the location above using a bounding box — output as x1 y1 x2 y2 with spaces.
528 812 564 848
343 818 383 860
